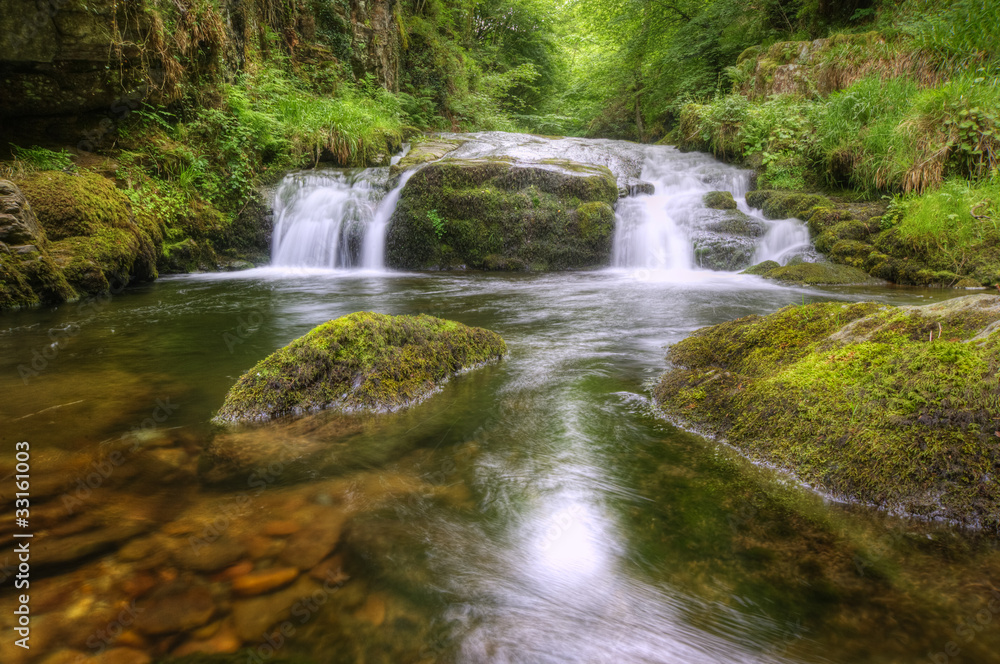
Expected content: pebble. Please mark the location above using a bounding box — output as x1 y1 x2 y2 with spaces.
231 577 319 641
355 593 387 627
231 567 300 596
278 519 345 570
172 535 247 572
92 648 152 664
138 581 216 635
171 620 241 656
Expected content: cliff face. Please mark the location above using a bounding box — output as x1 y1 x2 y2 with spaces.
0 0 402 124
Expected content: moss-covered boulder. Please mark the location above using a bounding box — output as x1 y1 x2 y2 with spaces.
703 190 738 210
746 190 833 220
654 294 1000 530
741 260 780 276
386 158 619 270
214 312 507 424
15 171 160 295
0 179 77 309
761 261 880 285
691 234 757 271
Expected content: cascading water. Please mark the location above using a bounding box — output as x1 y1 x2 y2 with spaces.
268 133 814 274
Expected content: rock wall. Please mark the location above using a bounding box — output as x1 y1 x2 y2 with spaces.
0 0 403 124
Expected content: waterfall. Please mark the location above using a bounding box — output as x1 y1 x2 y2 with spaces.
360 170 417 270
270 168 412 271
611 146 813 271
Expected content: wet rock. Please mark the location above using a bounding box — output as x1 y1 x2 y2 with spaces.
741 260 780 276
231 567 300 596
703 190 737 210
746 189 833 220
387 158 619 270
761 261 881 285
0 179 76 309
355 593 387 626
620 179 655 197
231 576 320 641
263 520 301 536
92 648 152 664
691 233 757 271
138 580 216 635
29 521 149 567
391 138 466 174
212 313 506 424
172 535 247 572
171 619 242 656
38 649 88 664
279 518 346 570
699 209 766 237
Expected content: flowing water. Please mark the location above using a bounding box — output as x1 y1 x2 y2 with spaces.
1 134 999 664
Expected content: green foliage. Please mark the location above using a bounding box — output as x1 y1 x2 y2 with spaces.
427 209 447 239
893 174 1000 274
9 145 75 172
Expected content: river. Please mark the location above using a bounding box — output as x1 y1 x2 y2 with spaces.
0 134 998 664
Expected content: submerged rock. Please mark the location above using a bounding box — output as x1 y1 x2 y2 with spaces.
654 294 1000 531
386 158 618 270
213 312 507 424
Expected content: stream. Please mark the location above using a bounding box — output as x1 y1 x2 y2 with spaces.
1 134 998 664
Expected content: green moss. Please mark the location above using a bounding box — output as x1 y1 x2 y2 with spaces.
214 312 508 424
763 262 878 285
703 191 738 210
16 171 133 240
0 252 41 309
50 227 157 293
386 159 619 270
654 294 1000 531
829 240 876 268
746 190 833 221
741 260 780 276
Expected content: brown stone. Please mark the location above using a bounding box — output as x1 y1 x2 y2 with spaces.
231 577 319 641
172 535 246 572
138 581 216 635
262 520 301 536
231 567 299 596
213 560 254 582
38 650 87 664
355 593 387 626
171 620 241 656
242 534 285 560
309 553 349 584
278 518 345 570
92 648 152 664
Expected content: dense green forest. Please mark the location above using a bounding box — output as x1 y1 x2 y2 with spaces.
2 0 998 291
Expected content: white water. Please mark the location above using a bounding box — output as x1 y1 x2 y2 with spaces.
269 134 813 273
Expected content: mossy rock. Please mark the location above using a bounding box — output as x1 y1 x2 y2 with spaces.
391 138 466 174
14 170 159 295
213 312 507 424
829 240 876 268
703 191 737 210
386 158 618 270
653 294 1000 531
741 260 780 276
701 209 766 237
762 261 879 285
746 190 833 221
691 233 757 271
160 238 219 274
17 171 133 240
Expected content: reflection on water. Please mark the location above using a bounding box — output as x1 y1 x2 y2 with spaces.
1 270 998 664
